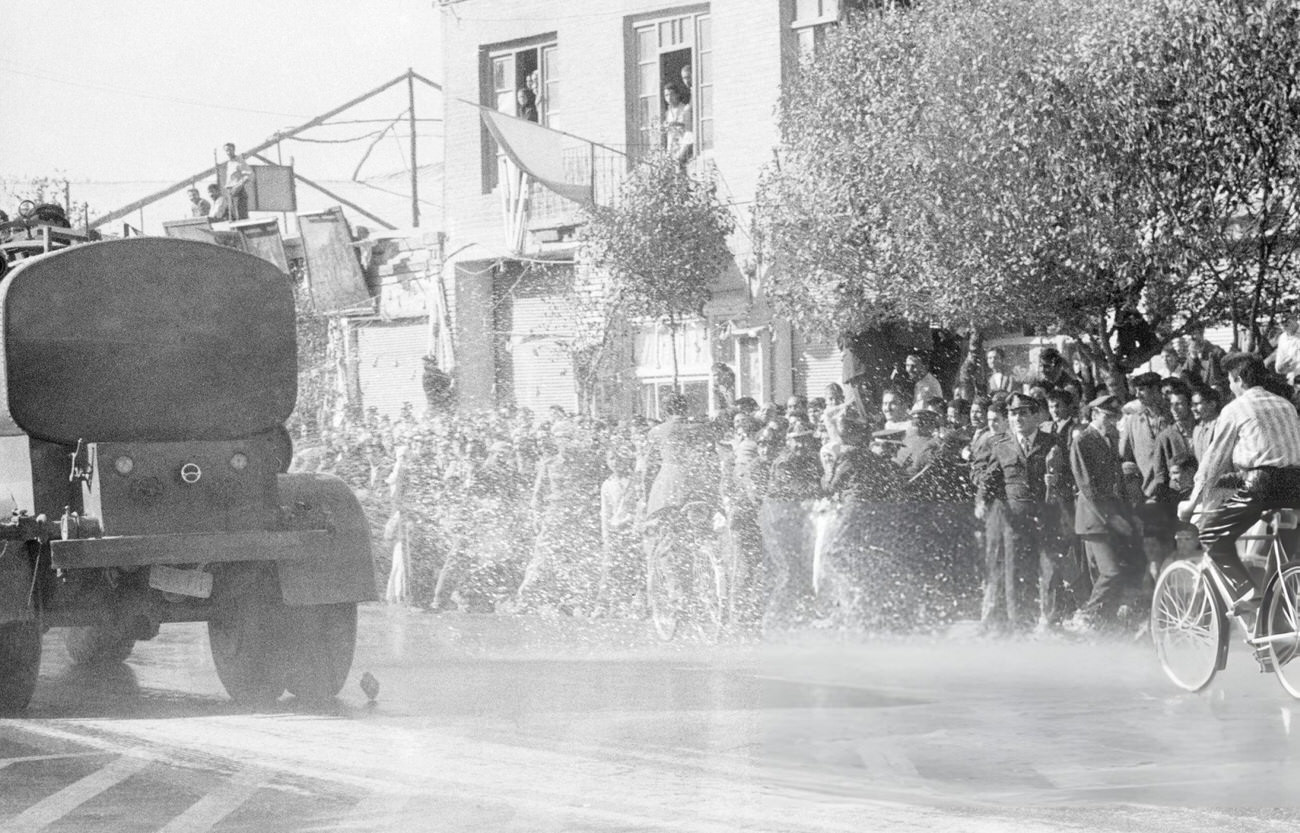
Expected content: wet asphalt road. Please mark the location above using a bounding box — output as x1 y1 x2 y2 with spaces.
4 606 1300 832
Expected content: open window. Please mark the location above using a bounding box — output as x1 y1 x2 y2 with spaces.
634 320 713 418
791 0 839 57
482 37 558 192
631 10 712 162
791 0 911 58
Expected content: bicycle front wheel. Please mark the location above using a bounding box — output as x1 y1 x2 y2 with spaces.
1263 562 1300 698
1151 559 1227 693
691 536 728 642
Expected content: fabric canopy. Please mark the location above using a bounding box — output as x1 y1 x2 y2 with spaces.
476 105 595 205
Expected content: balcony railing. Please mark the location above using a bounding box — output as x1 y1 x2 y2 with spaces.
526 144 634 231
501 140 716 253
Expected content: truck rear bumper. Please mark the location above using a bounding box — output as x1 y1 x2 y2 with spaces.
44 473 378 606
50 529 333 569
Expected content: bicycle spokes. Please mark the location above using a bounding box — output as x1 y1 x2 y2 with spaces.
1265 565 1300 697
1152 560 1226 693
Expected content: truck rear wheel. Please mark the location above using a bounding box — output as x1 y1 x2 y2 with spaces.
65 626 135 665
283 602 357 701
208 565 286 707
0 621 41 713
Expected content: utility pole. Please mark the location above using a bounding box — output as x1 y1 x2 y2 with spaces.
408 68 420 228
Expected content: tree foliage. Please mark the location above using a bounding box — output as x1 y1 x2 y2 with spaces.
288 283 338 440
758 0 1300 371
581 153 736 383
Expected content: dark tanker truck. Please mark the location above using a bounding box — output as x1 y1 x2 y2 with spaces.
0 234 376 711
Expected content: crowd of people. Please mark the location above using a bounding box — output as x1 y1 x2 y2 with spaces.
291 320 1300 640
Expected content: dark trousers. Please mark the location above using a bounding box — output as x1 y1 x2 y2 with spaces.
729 506 764 624
983 502 1040 632
1078 533 1143 623
230 187 249 221
1198 468 1300 590
758 499 812 630
1039 501 1079 625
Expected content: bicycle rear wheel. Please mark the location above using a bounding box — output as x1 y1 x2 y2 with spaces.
1151 559 1227 693
646 533 681 641
1263 562 1300 698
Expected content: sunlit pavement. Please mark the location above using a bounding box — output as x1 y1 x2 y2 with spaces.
4 605 1300 832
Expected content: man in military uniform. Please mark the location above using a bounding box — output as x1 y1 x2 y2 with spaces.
977 393 1059 633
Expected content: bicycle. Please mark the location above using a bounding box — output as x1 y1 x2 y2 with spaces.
643 500 731 641
1151 508 1300 696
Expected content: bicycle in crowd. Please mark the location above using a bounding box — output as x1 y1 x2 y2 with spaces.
642 501 734 641
1152 507 1300 697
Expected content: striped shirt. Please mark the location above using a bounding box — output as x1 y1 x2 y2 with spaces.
1194 387 1300 488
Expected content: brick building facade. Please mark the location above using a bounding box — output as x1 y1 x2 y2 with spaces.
439 0 848 417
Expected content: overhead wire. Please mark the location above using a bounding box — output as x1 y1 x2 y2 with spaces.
289 129 389 145
0 61 311 119
349 179 441 210
321 118 443 126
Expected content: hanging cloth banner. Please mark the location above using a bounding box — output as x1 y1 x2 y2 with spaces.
470 102 595 205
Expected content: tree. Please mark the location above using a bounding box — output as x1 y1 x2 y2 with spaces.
1082 0 1300 352
287 281 342 441
580 153 735 389
757 0 1300 383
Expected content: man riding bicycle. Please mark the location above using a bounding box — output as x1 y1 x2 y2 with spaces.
642 392 720 530
1178 352 1300 611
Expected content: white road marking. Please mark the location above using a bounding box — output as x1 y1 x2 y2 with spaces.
0 753 152 833
0 752 113 769
155 764 266 833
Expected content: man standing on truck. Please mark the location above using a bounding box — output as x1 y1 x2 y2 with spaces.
223 142 254 221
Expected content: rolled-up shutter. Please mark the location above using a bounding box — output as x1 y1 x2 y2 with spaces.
509 296 577 414
356 320 429 419
794 330 842 399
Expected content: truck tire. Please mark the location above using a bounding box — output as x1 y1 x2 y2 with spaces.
207 564 286 707
283 602 357 702
65 626 135 665
0 621 41 713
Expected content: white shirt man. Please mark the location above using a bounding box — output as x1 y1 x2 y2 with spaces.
986 347 1017 393
1266 316 1300 382
905 354 943 406
223 142 254 220
1181 353 1300 608
881 389 912 432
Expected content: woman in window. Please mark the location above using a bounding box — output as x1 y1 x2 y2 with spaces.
662 81 694 166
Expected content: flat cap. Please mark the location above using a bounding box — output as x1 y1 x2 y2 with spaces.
1130 371 1163 388
1006 392 1040 413
1089 393 1122 414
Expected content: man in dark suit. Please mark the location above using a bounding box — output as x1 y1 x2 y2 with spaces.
977 393 1059 633
1120 371 1173 587
1041 388 1082 627
1067 394 1145 633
